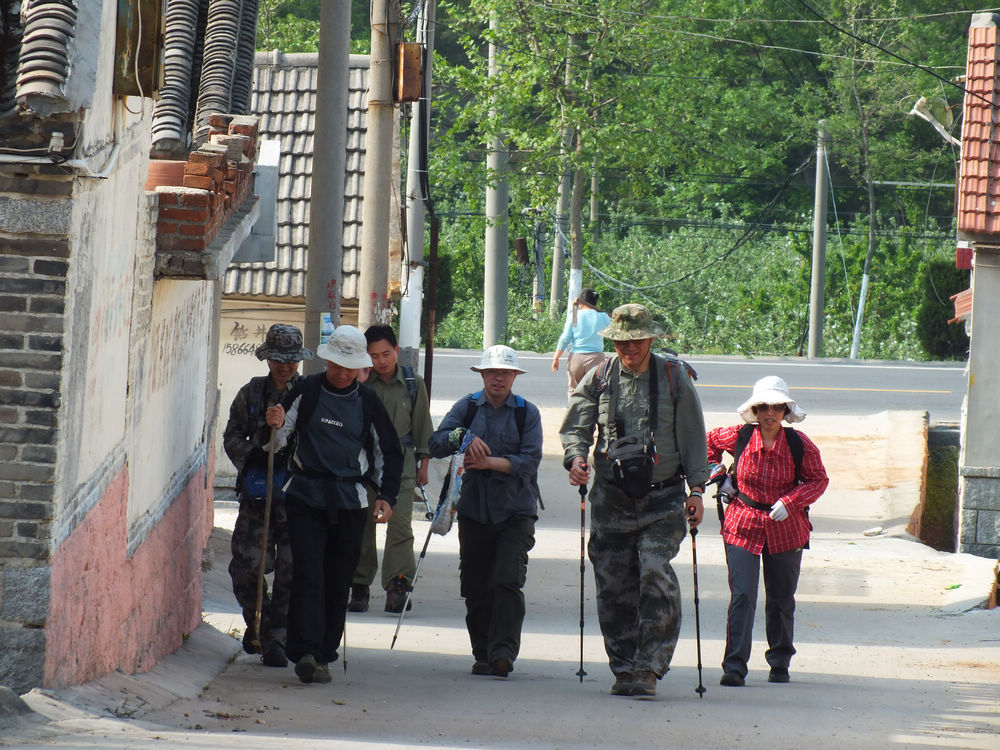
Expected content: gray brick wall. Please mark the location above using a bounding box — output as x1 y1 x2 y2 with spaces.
0 218 66 692
959 475 1000 556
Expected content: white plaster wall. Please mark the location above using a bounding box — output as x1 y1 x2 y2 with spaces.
128 281 214 529
57 124 149 525
214 301 304 482
962 259 1000 469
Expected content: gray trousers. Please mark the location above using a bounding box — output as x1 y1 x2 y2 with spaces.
722 542 802 677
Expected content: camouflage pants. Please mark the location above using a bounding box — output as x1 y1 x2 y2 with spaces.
229 494 292 649
587 480 687 677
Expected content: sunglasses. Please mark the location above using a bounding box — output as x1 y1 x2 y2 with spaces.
753 403 787 414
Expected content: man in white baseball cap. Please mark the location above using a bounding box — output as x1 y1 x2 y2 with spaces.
265 325 403 685
429 345 542 678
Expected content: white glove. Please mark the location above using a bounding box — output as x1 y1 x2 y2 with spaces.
769 500 788 522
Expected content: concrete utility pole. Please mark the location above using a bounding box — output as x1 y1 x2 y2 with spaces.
549 38 575 320
399 0 436 368
808 124 829 359
357 0 395 330
304 0 350 374
483 13 508 347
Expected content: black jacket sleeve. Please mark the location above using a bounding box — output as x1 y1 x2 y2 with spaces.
362 385 404 506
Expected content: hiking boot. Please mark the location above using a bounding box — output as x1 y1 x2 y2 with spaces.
347 584 370 613
242 625 258 655
384 576 412 613
313 662 333 684
720 671 745 687
768 667 790 683
471 661 492 676
631 670 657 697
611 672 635 696
491 657 513 678
295 654 317 684
260 642 288 668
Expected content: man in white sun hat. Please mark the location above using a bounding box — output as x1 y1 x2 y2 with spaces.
265 325 403 685
707 375 828 688
429 345 543 679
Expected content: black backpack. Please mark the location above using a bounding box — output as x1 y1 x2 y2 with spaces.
731 423 804 489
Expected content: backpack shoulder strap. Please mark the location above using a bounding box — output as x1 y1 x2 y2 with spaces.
514 394 526 434
659 350 697 405
401 365 418 409
292 373 324 431
464 391 480 428
464 390 527 436
783 427 805 483
593 357 613 397
733 423 755 468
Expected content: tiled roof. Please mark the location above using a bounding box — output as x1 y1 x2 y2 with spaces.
958 14 1000 237
223 51 370 300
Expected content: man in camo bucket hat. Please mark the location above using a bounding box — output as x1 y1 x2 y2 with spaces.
561 303 709 698
223 324 312 670
598 303 666 340
255 323 314 363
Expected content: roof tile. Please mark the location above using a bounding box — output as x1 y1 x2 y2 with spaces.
225 52 392 301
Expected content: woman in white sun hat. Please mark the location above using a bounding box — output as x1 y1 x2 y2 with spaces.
707 375 828 689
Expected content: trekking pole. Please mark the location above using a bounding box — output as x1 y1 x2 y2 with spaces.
687 504 707 698
342 620 348 674
576 466 588 683
391 488 450 649
251 427 277 654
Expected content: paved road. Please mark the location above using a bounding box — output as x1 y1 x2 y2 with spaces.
424 350 966 423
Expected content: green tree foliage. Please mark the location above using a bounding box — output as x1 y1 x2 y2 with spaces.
260 1 977 360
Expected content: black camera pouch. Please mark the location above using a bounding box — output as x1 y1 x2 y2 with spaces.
607 435 656 499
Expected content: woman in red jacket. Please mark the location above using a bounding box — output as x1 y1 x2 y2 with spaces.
707 376 829 687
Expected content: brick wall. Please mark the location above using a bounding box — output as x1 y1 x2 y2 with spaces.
0 214 68 691
152 114 259 253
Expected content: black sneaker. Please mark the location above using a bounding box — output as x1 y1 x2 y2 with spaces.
720 671 745 687
471 661 492 676
313 662 333 684
768 667 790 683
348 584 370 613
384 576 412 613
491 657 513 678
242 626 258 655
260 643 288 668
295 654 317 684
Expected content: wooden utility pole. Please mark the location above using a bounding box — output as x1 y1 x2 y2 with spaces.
358 0 395 329
303 0 350 373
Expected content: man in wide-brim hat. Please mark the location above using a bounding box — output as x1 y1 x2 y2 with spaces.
429 345 543 679
223 323 313 669
265 325 403 685
560 304 709 698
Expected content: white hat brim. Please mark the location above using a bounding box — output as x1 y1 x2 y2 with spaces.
470 364 526 374
315 341 372 369
737 389 806 424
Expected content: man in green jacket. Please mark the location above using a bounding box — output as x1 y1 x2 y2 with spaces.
560 304 709 698
348 325 434 613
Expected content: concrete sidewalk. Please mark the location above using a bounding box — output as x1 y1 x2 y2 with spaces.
4 410 999 749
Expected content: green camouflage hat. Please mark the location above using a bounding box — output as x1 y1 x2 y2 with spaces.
255 324 314 363
598 303 665 341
